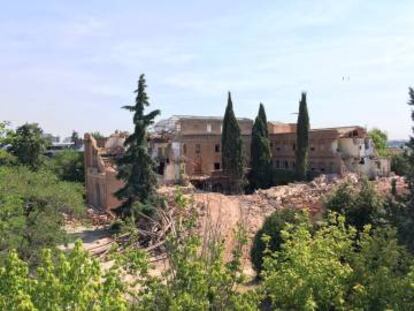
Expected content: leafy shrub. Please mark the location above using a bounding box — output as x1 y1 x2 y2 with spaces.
0 166 84 264
48 150 85 183
391 151 410 176
325 179 385 231
0 241 129 310
261 214 414 310
250 208 308 274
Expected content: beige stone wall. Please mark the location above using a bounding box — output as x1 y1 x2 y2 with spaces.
178 134 251 176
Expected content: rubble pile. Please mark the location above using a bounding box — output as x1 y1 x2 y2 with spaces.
194 174 406 243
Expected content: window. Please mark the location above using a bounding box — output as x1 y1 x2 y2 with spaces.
284 161 289 169
183 144 187 155
207 123 212 133
310 146 315 152
276 147 281 151
292 161 296 169
215 144 220 152
292 143 296 151
195 144 201 154
214 162 221 170
275 160 280 168
176 123 182 132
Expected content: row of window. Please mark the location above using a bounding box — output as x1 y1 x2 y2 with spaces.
273 159 337 173
184 143 221 155
270 143 322 152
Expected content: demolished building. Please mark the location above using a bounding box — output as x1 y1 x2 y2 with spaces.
84 116 390 211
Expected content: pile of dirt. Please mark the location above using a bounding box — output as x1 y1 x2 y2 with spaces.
159 174 406 269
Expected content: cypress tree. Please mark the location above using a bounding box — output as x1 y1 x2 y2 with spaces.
407 88 414 202
295 92 310 181
221 92 245 193
250 103 272 190
115 74 160 216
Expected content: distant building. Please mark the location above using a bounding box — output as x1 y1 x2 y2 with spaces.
84 116 390 211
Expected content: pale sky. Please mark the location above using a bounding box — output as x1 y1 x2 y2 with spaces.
1 1 413 139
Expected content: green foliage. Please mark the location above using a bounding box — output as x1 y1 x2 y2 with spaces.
348 226 414 310
296 92 310 181
262 214 355 310
0 166 84 264
0 241 129 310
261 214 414 310
249 103 272 190
91 131 105 140
6 123 49 170
221 92 245 193
0 149 17 166
115 74 161 216
251 208 308 274
369 128 390 157
48 150 85 183
325 179 385 232
391 151 410 176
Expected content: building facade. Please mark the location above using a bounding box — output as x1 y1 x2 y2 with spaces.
84 116 390 211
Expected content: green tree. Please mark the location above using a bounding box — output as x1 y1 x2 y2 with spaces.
0 241 129 310
6 123 49 170
369 128 390 157
48 150 85 183
295 92 310 180
262 214 355 310
249 103 272 190
407 87 414 191
0 166 84 265
70 130 82 148
221 92 245 193
261 214 414 310
115 74 160 216
91 131 105 140
391 151 410 176
325 179 385 232
250 208 308 274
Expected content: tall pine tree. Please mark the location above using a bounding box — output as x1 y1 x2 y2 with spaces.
295 92 310 181
115 74 160 216
250 103 272 190
221 92 245 193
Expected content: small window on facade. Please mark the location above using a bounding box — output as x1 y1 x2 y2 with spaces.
292 161 296 168
207 123 212 133
195 144 201 154
176 123 182 132
310 146 315 152
284 161 289 169
292 143 296 151
215 144 220 152
183 144 187 155
270 142 273 148
276 160 280 168
276 147 281 151
214 162 221 170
